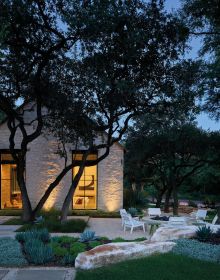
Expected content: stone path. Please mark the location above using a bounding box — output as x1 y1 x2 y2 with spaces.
0 268 76 280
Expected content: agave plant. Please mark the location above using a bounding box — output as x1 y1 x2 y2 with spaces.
79 230 99 242
196 226 213 242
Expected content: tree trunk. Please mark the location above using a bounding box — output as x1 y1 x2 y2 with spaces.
60 154 89 222
156 189 165 208
172 187 179 216
164 187 172 213
17 162 33 222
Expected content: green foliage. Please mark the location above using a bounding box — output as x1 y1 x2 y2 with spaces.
124 189 148 209
50 242 68 257
112 237 126 243
69 242 86 258
79 230 97 242
51 236 78 244
24 239 54 264
89 241 102 249
0 238 27 266
173 239 220 263
15 228 50 243
196 226 213 242
61 254 75 266
16 218 87 233
71 210 120 218
2 218 23 225
128 207 138 217
133 237 147 242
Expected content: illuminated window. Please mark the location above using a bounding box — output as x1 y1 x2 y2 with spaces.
72 152 97 210
0 152 22 209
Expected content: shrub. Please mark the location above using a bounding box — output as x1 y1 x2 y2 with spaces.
59 219 87 233
89 241 102 248
16 218 87 233
196 226 213 242
134 237 147 242
70 242 86 258
0 238 27 266
112 237 126 243
61 254 75 265
128 207 138 217
51 236 78 244
173 239 220 263
24 239 54 264
50 243 68 257
79 230 98 242
15 228 50 243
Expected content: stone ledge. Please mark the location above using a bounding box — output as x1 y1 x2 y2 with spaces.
75 241 175 270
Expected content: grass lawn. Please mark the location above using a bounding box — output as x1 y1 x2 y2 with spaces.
76 253 220 280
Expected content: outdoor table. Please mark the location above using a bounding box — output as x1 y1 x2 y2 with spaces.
142 217 168 235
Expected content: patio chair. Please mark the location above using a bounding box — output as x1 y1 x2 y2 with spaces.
166 217 187 227
123 214 145 233
195 209 207 221
120 209 128 226
148 208 161 217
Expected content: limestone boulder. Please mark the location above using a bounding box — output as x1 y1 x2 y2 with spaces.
151 226 198 242
75 241 175 270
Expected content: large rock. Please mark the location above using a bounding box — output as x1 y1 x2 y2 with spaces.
151 226 198 242
75 241 175 270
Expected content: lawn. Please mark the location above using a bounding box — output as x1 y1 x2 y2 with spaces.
75 253 220 280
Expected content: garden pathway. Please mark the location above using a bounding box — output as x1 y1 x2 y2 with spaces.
0 267 76 280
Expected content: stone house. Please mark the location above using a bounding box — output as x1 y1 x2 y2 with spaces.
0 103 124 212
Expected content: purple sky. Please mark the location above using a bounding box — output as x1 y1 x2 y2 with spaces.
165 0 219 131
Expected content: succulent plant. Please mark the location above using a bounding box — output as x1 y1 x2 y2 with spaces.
24 239 54 264
196 226 213 242
79 230 98 242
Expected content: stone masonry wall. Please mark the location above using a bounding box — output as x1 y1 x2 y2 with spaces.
0 104 124 211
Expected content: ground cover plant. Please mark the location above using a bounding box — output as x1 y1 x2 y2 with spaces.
0 238 27 267
172 239 220 263
75 253 220 280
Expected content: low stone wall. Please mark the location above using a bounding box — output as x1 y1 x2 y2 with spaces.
75 241 175 270
151 226 198 242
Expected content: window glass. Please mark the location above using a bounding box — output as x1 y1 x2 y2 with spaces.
72 153 97 209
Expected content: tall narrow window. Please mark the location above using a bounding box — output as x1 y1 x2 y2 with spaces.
0 152 22 209
72 153 97 210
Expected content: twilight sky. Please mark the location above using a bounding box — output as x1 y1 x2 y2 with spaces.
165 0 219 131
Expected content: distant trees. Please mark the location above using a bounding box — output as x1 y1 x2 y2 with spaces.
182 0 220 120
125 114 220 215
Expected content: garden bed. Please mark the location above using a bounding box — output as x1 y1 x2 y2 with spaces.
0 228 147 267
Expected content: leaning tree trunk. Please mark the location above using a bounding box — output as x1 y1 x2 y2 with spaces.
60 159 87 222
172 187 179 216
164 187 172 213
17 162 33 222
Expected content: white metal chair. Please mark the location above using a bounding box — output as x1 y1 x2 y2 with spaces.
166 217 187 227
196 209 207 221
148 208 161 217
120 209 128 226
123 214 145 233
190 209 207 221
